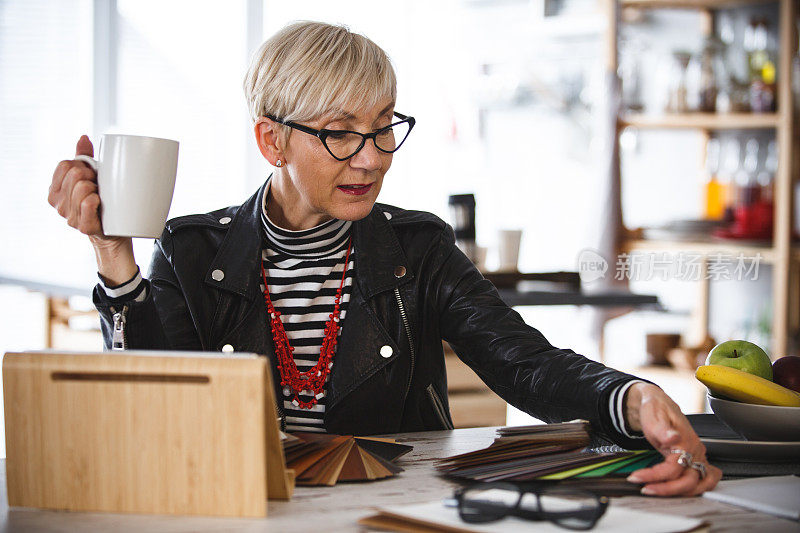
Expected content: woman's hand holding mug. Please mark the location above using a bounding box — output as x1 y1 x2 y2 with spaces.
48 135 137 286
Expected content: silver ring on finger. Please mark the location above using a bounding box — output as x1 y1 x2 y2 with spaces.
669 449 693 468
689 461 707 480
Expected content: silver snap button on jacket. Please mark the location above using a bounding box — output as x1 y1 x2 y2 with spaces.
221 344 234 353
380 345 393 358
384 212 392 220
394 266 406 278
211 269 225 281
219 216 232 224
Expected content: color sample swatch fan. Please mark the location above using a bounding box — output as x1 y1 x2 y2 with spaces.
283 432 413 486
435 422 659 486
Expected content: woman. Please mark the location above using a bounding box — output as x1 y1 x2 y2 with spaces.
48 21 720 496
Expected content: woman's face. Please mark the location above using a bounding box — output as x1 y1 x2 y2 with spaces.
270 98 395 229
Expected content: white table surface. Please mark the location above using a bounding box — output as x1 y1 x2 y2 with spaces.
2 426 798 532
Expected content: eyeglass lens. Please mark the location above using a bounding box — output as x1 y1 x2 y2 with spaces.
324 120 412 159
459 486 520 523
459 485 603 530
536 490 603 530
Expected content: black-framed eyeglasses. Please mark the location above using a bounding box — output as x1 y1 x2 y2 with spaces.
453 482 609 530
264 112 415 161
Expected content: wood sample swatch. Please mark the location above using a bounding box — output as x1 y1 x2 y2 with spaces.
284 432 412 486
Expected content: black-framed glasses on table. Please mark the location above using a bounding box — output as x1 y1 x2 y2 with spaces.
452 482 609 530
264 112 415 161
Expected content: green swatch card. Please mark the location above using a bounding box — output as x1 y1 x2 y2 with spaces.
538 453 640 480
612 452 661 474
574 453 651 478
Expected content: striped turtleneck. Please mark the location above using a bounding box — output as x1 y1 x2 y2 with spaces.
260 183 354 433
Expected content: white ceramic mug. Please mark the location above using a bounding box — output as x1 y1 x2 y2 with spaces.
75 134 179 238
497 229 522 272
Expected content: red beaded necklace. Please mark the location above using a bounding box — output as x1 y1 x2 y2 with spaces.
260 238 352 409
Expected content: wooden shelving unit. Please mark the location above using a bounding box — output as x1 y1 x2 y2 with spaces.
620 112 780 129
605 0 799 359
621 0 774 8
623 238 779 262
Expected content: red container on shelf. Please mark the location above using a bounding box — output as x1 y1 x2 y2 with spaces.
714 199 774 241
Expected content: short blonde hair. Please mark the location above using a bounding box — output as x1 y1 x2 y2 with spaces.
243 21 397 126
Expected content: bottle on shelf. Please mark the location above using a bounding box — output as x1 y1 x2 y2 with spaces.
719 137 741 223
703 137 727 220
619 37 644 113
758 139 777 204
752 138 777 241
739 138 761 207
718 11 750 112
690 36 728 113
667 51 692 114
746 18 777 113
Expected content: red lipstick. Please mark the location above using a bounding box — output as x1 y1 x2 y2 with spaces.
337 183 373 196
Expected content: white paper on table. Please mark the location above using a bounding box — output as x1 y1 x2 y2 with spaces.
367 500 705 533
703 476 800 521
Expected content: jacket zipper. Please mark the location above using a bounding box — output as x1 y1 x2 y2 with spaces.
394 287 416 404
110 305 129 350
426 383 454 430
277 400 286 431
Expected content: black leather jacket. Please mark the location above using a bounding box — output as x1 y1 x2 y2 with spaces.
93 180 645 448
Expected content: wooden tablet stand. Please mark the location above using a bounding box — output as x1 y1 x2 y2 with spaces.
2 350 294 517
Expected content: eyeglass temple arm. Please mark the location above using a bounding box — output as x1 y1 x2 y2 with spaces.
394 111 416 127
264 114 322 137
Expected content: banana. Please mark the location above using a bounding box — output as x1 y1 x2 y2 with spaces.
695 365 800 407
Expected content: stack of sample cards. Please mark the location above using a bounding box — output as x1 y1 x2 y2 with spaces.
435 421 659 483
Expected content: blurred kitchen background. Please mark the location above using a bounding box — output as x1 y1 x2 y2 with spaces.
1 0 799 451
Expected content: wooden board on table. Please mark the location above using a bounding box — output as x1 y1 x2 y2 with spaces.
2 350 293 517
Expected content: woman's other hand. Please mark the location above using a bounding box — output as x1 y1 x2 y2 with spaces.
48 135 137 285
624 382 722 496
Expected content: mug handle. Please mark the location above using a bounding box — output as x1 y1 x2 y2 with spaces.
74 154 98 172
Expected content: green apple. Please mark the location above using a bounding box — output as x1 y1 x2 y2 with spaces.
705 340 773 381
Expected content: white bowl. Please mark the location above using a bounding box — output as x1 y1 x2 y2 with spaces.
708 395 800 442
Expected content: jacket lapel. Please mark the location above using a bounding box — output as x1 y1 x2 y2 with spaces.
350 205 414 299
325 280 401 407
204 179 279 393
203 180 267 301
325 206 415 418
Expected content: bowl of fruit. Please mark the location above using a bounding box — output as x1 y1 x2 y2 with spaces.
695 340 800 442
